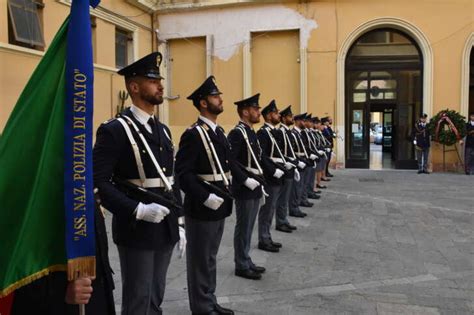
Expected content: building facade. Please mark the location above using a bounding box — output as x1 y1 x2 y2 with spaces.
1 0 473 171
0 0 157 133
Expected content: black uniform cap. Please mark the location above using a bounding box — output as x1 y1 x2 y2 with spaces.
312 117 321 124
234 93 260 108
117 52 163 79
261 99 278 116
305 113 313 121
187 76 222 108
294 113 307 121
279 105 292 117
321 116 329 124
420 113 428 118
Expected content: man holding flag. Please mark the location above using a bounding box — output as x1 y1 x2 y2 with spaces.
0 0 115 314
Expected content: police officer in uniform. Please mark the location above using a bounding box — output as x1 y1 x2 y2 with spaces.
273 105 300 233
302 114 322 200
282 110 308 218
294 113 316 208
321 116 336 178
93 52 186 315
464 112 474 175
227 93 267 280
175 76 240 315
412 113 431 174
257 100 293 252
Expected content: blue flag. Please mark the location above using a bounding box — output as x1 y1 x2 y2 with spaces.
64 0 100 280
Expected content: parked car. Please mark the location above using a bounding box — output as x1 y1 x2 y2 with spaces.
374 125 383 145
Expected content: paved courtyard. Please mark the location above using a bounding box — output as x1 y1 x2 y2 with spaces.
107 170 474 314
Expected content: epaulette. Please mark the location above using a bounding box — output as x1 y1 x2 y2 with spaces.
102 117 115 125
187 122 199 130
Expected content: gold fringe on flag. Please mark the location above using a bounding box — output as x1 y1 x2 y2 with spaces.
0 264 67 298
67 256 96 281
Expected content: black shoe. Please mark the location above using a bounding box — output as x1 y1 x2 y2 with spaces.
417 170 423 174
235 268 262 280
214 304 235 315
286 223 297 230
321 177 331 181
270 240 282 248
276 224 292 233
316 184 327 189
250 264 266 273
313 190 322 194
258 242 280 252
299 201 314 207
326 173 334 177
193 311 220 315
289 212 305 218
308 193 321 199
423 170 430 174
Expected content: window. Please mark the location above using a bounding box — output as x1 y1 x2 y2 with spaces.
115 28 133 69
7 0 45 49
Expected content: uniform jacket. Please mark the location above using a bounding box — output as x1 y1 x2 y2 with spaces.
466 121 474 148
257 123 285 185
227 121 264 200
93 107 181 250
412 122 431 148
175 118 245 221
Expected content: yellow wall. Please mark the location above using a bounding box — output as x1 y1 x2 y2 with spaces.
252 30 300 114
0 0 154 133
157 0 473 170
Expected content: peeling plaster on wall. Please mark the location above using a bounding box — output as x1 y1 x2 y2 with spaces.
157 4 318 61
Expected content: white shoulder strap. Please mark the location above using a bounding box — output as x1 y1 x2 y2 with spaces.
264 127 286 163
117 117 147 185
121 115 173 191
236 126 263 174
196 125 230 186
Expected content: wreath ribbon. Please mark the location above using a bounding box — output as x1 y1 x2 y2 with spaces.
434 113 461 142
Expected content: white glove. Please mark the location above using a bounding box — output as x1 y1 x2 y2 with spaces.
298 161 306 169
310 154 317 160
262 186 269 197
318 150 325 155
273 168 285 179
244 177 260 191
136 202 170 223
326 148 331 152
413 140 417 145
178 226 186 259
294 169 301 182
284 162 294 170
203 193 224 210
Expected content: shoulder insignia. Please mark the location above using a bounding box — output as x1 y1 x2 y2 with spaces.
102 118 115 125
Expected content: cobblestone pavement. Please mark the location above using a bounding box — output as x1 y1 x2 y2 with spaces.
107 170 474 314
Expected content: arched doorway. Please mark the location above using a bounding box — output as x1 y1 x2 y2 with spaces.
345 28 423 169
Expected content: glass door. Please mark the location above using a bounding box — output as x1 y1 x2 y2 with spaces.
346 71 370 168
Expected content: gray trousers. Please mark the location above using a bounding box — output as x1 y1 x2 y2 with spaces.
300 167 312 202
416 147 430 171
258 184 281 243
234 198 260 270
289 170 305 215
465 146 474 174
306 167 316 194
118 243 174 315
275 178 293 226
186 216 225 314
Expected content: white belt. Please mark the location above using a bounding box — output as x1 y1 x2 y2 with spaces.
296 153 305 157
245 167 263 175
271 157 284 163
198 172 231 182
128 177 174 188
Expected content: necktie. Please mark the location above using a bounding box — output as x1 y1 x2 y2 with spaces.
148 117 156 134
